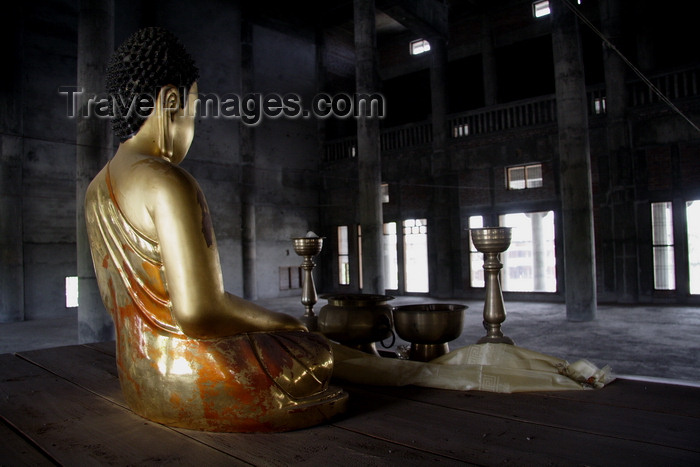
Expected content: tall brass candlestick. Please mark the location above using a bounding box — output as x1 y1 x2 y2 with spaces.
470 227 515 345
292 236 324 331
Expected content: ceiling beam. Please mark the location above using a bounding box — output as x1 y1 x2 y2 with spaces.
377 0 448 39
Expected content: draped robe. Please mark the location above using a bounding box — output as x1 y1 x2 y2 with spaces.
84 164 346 432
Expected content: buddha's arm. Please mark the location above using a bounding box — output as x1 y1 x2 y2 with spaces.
150 167 305 338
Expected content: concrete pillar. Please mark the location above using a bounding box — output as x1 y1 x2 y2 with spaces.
0 137 24 323
671 146 690 298
314 28 328 159
77 0 115 342
481 14 498 107
550 0 597 321
600 0 637 302
354 0 384 294
428 35 459 297
240 14 257 300
0 3 24 323
430 36 448 161
632 2 655 73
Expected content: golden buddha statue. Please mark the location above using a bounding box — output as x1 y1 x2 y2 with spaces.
85 27 347 432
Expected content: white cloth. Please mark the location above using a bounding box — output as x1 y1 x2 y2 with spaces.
331 342 614 393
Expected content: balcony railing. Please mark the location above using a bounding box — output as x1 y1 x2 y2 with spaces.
324 136 357 162
381 121 433 151
448 95 557 139
629 67 699 106
323 66 699 162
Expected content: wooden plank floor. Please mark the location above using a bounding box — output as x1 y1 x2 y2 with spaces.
1 343 699 466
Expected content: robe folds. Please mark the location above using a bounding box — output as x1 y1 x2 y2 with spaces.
85 164 346 432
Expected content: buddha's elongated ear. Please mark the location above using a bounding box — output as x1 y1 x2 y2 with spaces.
159 85 180 160
162 85 181 119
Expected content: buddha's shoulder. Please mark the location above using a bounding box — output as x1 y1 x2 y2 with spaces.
119 156 199 194
85 166 108 200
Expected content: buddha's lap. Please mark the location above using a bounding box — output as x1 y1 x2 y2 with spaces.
114 327 334 397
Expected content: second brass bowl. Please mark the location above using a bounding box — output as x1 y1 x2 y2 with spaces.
393 304 467 361
318 294 395 355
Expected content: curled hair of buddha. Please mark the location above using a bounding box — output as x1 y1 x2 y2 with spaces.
106 27 199 141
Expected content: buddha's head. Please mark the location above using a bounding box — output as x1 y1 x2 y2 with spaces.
107 27 199 163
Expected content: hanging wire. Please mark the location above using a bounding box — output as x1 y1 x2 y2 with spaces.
560 0 700 134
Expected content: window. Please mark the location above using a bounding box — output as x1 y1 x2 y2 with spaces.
279 267 301 290
686 200 700 294
357 224 363 290
533 0 581 18
65 276 78 308
499 211 557 292
468 216 485 288
594 97 607 115
403 219 429 293
453 123 469 138
410 39 431 55
532 1 550 18
383 222 399 290
337 226 350 285
651 202 675 290
381 183 390 203
506 163 543 190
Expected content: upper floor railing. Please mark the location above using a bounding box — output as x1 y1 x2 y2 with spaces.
629 67 698 106
323 66 700 162
380 121 433 152
448 95 557 140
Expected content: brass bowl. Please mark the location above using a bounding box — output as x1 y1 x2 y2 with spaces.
393 304 467 361
318 294 394 355
292 237 324 256
470 227 512 253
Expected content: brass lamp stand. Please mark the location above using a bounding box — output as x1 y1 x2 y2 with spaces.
292 236 324 331
470 227 515 345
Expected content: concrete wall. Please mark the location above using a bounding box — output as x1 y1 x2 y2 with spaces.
17 1 78 320
3 0 323 322
252 24 322 299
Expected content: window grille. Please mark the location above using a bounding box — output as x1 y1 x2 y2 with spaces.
337 226 350 285
594 97 607 115
507 163 543 190
532 1 550 18
651 202 676 290
410 39 431 55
